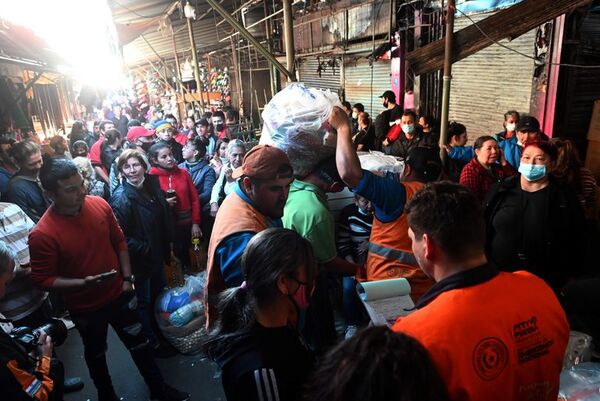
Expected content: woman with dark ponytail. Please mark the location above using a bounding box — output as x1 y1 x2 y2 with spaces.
204 227 317 401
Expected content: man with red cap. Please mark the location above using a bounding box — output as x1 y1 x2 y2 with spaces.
126 126 156 154
205 145 294 326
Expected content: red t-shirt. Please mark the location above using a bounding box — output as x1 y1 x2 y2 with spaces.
29 196 127 313
89 137 104 166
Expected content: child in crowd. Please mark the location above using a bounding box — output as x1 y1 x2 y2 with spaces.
337 195 373 337
149 142 201 272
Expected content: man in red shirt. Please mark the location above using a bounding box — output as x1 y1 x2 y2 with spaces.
392 182 569 401
29 158 189 401
89 120 114 184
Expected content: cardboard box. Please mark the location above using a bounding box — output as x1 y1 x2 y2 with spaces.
585 139 600 180
588 99 600 142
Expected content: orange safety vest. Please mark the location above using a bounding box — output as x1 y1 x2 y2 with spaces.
363 181 434 300
393 270 570 401
205 190 270 327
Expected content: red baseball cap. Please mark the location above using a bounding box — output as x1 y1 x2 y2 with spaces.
232 145 293 180
127 126 155 142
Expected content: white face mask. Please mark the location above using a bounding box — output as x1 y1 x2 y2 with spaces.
506 123 516 132
126 175 145 189
352 112 358 120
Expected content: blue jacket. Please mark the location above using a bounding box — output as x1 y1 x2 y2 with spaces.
0 167 12 197
2 174 48 223
110 175 172 279
498 136 521 169
179 160 216 212
448 146 475 164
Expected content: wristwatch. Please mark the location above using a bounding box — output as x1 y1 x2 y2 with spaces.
123 275 135 283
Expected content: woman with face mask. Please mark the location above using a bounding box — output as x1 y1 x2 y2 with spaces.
459 135 517 203
484 141 586 294
204 228 317 401
495 110 520 142
109 149 176 357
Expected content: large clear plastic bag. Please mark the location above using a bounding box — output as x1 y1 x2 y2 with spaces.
260 82 342 177
559 363 600 400
564 331 594 370
358 151 405 175
155 272 206 354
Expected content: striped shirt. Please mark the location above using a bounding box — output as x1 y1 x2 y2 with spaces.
0 203 47 321
337 203 373 264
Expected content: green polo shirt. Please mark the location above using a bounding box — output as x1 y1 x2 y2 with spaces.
283 179 337 264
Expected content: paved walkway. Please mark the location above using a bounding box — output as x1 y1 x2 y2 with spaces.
60 326 225 401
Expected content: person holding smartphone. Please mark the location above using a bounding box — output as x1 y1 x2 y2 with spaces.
29 157 189 401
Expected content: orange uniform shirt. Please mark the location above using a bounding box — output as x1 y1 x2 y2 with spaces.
393 264 569 401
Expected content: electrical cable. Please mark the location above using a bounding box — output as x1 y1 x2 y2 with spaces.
456 7 600 69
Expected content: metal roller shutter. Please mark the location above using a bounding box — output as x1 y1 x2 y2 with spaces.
448 12 536 136
297 57 341 94
344 58 391 117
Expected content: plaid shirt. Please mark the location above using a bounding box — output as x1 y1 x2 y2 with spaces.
0 203 47 321
459 158 517 203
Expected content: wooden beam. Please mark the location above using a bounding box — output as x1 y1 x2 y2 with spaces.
407 0 592 76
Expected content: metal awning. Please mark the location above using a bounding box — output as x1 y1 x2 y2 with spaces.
0 18 67 72
108 0 246 66
406 0 594 76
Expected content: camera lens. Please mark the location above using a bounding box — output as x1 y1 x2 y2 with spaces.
33 319 68 347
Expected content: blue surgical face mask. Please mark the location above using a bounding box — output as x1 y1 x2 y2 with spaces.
518 163 547 182
402 124 415 135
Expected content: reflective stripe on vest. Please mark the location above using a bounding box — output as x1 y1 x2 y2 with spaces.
368 242 418 266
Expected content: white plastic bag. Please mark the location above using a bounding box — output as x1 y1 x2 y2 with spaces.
564 331 594 369
559 363 600 400
260 82 342 177
358 151 405 175
155 272 206 354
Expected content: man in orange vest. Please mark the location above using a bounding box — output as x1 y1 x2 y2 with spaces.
392 182 569 401
332 106 441 300
205 145 294 326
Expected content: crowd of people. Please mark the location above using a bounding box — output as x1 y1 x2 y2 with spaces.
0 91 598 401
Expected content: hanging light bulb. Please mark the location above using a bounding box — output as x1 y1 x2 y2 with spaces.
184 1 196 19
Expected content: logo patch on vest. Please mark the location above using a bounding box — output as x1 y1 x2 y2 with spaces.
473 337 509 381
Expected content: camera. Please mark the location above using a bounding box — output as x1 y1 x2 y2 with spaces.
10 319 68 352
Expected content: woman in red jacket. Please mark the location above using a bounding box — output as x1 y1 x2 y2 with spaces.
149 142 201 271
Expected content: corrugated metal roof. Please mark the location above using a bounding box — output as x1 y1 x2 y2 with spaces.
108 0 238 67
123 19 230 66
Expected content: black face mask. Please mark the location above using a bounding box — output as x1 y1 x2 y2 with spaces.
215 123 224 132
382 101 388 108
141 142 153 152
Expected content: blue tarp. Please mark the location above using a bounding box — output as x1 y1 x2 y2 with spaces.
456 0 524 15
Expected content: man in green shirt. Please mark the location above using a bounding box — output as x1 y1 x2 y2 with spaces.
283 156 359 350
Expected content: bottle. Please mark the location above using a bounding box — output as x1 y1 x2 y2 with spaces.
189 237 203 273
168 300 204 327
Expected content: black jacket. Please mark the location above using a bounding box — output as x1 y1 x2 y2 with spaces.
109 175 172 279
0 328 61 401
484 175 586 292
209 325 314 401
382 132 424 159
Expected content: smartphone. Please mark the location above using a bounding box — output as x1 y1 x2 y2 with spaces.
95 270 118 280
